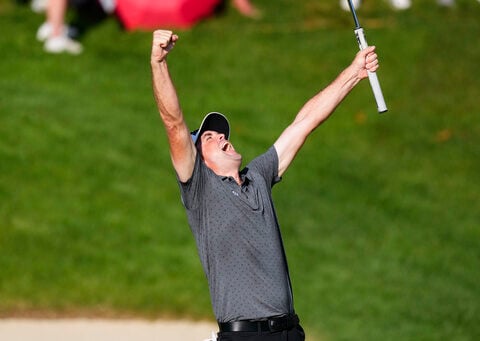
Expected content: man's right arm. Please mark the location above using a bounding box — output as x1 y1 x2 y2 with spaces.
151 30 196 182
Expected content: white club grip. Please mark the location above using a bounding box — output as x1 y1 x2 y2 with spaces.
355 28 388 113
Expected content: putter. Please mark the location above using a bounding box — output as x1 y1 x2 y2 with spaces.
347 0 388 113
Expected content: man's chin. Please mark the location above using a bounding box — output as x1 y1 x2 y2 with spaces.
224 151 242 160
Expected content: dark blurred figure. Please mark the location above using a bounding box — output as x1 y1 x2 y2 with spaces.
69 0 115 39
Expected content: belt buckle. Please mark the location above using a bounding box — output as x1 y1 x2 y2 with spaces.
268 314 290 332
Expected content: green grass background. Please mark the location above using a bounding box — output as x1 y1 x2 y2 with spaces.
1 0 479 340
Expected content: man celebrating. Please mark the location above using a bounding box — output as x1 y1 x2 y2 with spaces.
151 29 379 341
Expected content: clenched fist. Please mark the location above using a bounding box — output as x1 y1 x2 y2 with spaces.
151 30 178 63
351 46 379 80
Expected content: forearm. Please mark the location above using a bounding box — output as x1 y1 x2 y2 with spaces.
274 63 363 176
295 63 361 128
151 59 184 128
151 58 196 181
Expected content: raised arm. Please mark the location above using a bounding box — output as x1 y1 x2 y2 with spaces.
274 46 379 177
151 30 196 182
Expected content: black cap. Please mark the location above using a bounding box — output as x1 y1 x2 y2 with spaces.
191 112 230 144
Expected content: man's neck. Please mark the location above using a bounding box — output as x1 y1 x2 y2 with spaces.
206 162 242 185
230 173 243 185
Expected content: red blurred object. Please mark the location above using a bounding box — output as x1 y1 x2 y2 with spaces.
116 0 221 30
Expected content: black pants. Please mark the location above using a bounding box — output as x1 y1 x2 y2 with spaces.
217 324 305 341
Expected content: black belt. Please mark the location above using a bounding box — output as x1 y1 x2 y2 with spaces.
218 314 299 333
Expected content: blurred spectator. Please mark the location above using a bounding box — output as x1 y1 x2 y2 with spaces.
35 0 115 55
31 0 47 13
340 0 411 11
69 0 115 39
340 0 480 10
36 0 83 54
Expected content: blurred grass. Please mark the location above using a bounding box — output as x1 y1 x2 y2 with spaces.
1 0 479 340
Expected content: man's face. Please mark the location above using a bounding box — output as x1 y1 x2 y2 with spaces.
199 130 242 171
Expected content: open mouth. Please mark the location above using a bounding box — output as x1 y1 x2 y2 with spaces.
220 141 235 153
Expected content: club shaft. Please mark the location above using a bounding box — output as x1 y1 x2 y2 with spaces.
347 0 361 28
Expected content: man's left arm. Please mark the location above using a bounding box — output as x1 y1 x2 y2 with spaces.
274 46 379 177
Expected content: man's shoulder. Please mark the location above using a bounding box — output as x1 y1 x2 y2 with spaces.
247 146 277 166
244 146 280 185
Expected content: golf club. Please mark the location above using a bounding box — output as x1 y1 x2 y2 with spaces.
347 0 388 113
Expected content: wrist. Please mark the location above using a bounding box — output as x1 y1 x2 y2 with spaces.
337 64 362 92
151 58 167 67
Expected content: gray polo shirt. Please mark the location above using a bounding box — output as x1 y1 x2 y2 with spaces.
177 146 293 323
